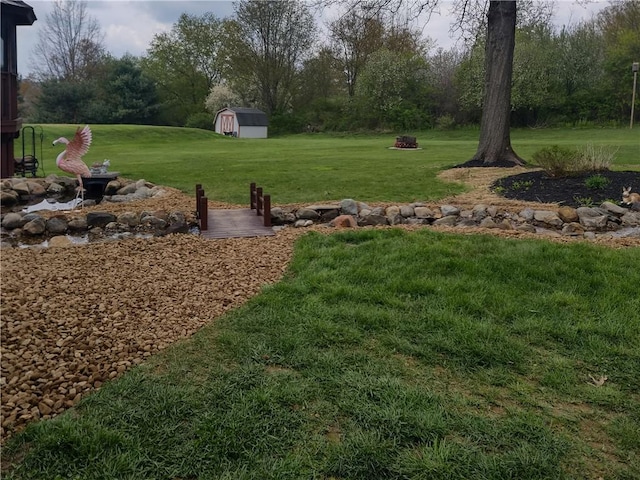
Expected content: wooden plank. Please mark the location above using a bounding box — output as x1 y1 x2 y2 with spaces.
200 208 275 239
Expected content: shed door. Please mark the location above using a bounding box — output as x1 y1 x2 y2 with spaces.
221 114 234 134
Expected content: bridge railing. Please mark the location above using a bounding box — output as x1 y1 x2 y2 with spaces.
250 182 271 227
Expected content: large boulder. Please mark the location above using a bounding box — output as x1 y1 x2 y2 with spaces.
340 199 358 215
1 213 26 229
23 217 46 235
87 212 117 228
576 207 608 230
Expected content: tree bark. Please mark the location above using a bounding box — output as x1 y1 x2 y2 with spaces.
464 0 524 167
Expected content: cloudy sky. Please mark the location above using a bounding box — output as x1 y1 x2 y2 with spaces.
16 0 610 78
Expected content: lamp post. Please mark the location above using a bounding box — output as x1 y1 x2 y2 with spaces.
632 62 639 129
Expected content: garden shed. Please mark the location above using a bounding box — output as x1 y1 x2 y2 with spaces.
214 107 269 139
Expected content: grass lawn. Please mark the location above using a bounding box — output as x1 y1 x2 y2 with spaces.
21 125 640 204
4 230 639 479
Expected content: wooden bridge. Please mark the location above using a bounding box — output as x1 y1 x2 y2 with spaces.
196 183 275 239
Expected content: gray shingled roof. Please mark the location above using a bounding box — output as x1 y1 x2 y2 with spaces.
228 107 269 127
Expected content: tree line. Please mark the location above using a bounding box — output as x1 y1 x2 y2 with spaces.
20 0 640 134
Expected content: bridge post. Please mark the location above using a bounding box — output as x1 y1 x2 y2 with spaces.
250 182 256 209
263 194 271 227
256 187 263 216
196 184 203 219
199 196 208 230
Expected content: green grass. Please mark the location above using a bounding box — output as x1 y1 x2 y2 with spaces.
5 230 639 479
19 124 640 204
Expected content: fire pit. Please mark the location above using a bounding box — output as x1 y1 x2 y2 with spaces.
394 135 418 149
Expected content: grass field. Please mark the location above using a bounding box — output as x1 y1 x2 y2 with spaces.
4 230 640 479
21 124 640 204
5 126 640 478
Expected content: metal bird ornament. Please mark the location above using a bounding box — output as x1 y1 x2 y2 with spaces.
53 125 92 206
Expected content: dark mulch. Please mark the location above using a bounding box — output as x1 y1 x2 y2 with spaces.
490 170 640 207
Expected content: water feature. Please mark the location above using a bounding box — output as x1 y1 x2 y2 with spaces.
22 198 83 213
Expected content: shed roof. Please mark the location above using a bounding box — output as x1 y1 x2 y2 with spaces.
218 107 269 127
1 0 37 24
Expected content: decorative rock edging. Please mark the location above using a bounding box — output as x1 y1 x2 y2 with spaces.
1 175 200 247
271 199 640 239
3 191 640 247
1 209 198 247
0 174 167 209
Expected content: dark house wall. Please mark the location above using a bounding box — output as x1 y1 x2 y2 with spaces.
1 0 36 178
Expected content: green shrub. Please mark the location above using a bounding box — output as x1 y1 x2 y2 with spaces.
575 143 616 172
584 174 611 190
531 145 579 177
184 112 214 131
435 114 456 131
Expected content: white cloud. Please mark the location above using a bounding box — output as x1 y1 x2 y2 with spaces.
16 0 610 77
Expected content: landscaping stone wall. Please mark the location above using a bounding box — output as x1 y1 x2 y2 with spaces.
2 174 639 248
271 199 640 239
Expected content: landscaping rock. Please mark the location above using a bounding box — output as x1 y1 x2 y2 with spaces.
331 215 357 228
479 217 498 229
45 217 68 234
26 181 46 196
2 213 26 229
600 202 627 216
358 214 387 226
23 217 46 235
440 205 460 217
48 236 73 248
561 222 585 236
296 208 320 220
67 217 88 231
534 210 563 227
414 206 434 218
621 212 640 226
433 215 458 226
87 212 117 228
557 206 579 223
400 205 415 217
294 219 313 228
576 207 608 230
117 212 140 227
340 199 358 215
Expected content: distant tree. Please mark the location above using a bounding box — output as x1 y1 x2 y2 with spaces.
205 84 242 115
102 56 159 124
552 21 607 122
355 48 431 129
319 0 559 165
222 0 317 114
17 77 41 121
428 47 464 122
32 79 95 123
143 12 225 125
30 0 106 81
329 8 385 96
597 0 640 121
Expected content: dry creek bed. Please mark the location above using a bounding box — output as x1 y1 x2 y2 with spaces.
1 168 639 442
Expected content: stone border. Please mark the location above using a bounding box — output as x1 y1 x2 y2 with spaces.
272 199 640 240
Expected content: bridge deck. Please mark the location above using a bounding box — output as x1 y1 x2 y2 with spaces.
200 208 274 239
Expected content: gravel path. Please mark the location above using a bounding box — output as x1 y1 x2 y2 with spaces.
1 227 305 441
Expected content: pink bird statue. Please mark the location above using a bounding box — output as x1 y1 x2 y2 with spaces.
53 125 92 206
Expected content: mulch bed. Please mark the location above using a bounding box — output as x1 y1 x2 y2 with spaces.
490 170 640 207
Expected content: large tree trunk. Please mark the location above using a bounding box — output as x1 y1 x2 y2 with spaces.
464 0 524 167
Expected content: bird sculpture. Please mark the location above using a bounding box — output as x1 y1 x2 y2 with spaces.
53 125 92 206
